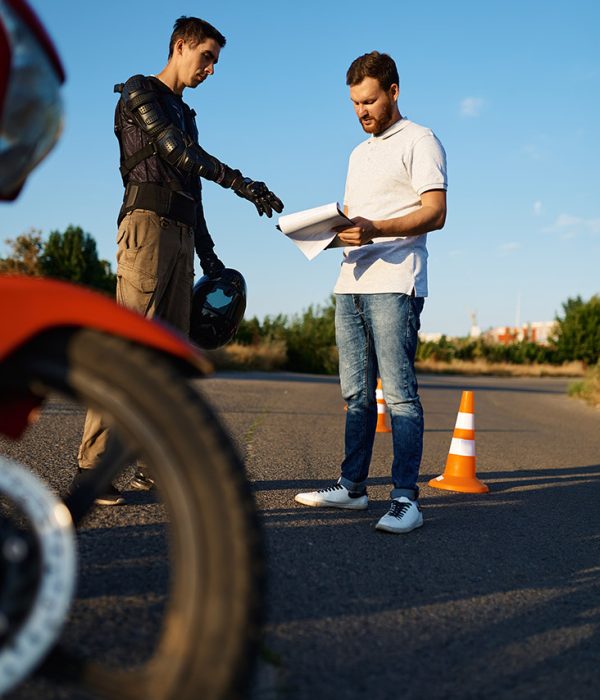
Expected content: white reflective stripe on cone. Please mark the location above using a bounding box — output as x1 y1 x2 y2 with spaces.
376 389 384 400
449 437 476 457
455 412 475 430
377 403 386 414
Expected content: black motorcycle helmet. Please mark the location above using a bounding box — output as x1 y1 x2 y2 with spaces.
190 268 247 349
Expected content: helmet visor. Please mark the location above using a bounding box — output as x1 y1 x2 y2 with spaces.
0 0 64 200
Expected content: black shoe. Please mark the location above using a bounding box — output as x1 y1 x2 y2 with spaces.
71 468 125 506
129 469 155 491
94 482 126 506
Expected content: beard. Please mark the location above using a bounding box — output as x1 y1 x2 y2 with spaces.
359 99 396 135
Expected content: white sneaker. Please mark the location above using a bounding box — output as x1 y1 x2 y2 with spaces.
375 496 423 533
294 483 368 510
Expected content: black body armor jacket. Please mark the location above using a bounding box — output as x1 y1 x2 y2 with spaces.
114 75 240 255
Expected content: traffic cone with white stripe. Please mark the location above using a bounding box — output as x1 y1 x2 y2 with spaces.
376 378 392 433
428 390 489 493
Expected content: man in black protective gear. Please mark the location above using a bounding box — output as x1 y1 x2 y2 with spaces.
75 16 284 502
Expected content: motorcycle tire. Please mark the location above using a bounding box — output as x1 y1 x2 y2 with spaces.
3 327 263 700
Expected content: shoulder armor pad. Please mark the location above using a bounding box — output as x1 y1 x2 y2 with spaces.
122 74 154 99
121 74 162 115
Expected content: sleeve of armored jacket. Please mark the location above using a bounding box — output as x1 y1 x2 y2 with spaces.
193 199 216 256
121 75 243 187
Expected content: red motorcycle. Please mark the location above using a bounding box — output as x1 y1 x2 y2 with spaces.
0 2 263 698
0 277 263 699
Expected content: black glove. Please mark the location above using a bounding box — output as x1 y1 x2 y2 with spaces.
232 177 284 218
199 250 225 276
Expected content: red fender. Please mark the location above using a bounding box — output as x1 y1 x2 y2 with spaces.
0 276 211 372
0 276 212 439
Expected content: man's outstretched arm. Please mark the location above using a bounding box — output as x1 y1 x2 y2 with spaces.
121 75 284 217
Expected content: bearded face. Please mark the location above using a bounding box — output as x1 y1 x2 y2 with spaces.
349 77 400 136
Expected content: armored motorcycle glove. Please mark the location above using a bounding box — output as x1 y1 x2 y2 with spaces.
228 174 284 218
199 250 225 276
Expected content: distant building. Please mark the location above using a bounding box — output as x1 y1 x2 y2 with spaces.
419 320 557 345
419 331 443 343
484 321 557 346
469 312 482 339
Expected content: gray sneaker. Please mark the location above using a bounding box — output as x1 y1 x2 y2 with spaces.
375 496 423 533
294 483 368 510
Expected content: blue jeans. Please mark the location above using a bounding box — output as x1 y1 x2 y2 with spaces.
335 293 425 500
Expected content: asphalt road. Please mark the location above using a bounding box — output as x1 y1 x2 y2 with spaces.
2 372 600 699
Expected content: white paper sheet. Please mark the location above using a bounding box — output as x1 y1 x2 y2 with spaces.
277 202 353 260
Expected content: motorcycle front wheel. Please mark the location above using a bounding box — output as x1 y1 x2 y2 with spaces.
1 328 263 700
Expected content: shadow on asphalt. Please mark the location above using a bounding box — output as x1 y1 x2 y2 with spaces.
9 466 599 700
75 522 169 599
255 464 600 698
252 463 600 493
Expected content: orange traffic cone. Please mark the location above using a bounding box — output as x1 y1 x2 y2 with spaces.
376 378 392 433
428 390 489 493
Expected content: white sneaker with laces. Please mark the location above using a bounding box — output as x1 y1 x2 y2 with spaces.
375 496 423 533
294 483 368 510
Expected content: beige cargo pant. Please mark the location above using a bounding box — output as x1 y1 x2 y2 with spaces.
78 209 195 469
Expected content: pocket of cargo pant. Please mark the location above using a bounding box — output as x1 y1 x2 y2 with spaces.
116 263 157 314
118 263 156 294
116 244 158 316
117 219 159 291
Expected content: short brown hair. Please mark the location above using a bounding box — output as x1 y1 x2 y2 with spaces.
346 51 399 91
168 16 226 58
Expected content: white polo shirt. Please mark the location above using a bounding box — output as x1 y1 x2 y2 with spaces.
333 118 447 297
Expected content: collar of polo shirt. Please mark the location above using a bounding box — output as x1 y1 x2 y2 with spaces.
371 117 409 141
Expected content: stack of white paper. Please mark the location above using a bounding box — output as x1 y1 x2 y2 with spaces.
277 202 353 260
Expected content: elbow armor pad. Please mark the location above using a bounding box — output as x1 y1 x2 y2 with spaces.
154 127 187 167
153 127 218 179
121 74 222 182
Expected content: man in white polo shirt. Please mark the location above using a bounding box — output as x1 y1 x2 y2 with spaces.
295 51 447 533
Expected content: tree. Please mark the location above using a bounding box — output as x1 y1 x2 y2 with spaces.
0 229 43 275
39 225 116 294
554 295 600 366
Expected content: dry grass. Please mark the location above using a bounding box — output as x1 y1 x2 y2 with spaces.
415 358 586 377
204 340 287 372
206 341 587 379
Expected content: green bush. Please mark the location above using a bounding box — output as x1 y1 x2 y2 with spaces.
554 295 600 366
415 336 562 365
236 297 338 374
234 295 600 374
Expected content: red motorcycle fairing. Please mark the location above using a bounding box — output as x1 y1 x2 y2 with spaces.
0 276 212 438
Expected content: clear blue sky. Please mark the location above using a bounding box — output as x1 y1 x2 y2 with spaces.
3 0 599 337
